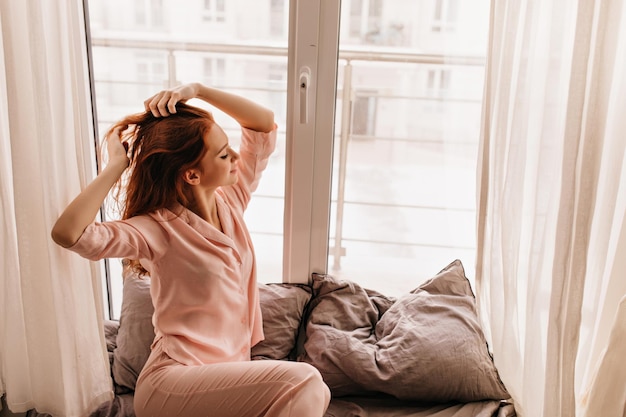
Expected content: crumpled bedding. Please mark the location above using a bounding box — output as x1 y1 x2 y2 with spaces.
26 260 516 417
28 395 515 417
325 396 516 417
26 315 516 417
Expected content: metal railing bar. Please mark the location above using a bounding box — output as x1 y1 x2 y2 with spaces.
94 79 286 94
90 37 288 57
90 37 485 66
349 92 482 103
246 231 475 251
333 237 475 250
336 200 474 212
345 134 479 145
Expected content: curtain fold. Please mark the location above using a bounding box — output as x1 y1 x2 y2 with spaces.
0 1 113 416
477 0 626 416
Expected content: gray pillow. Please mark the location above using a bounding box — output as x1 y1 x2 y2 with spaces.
112 267 312 390
251 283 312 360
112 270 154 391
298 259 510 402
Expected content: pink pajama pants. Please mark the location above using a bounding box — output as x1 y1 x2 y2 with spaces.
134 344 331 417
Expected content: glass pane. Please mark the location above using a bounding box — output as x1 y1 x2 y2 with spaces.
87 0 289 318
330 0 490 295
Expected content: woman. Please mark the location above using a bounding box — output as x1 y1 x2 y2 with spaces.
51 83 331 417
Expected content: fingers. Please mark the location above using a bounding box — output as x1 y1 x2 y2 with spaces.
105 127 131 168
105 128 122 152
112 127 129 152
107 126 122 141
106 127 127 149
144 90 185 117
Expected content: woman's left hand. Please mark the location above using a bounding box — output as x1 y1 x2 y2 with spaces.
144 83 200 117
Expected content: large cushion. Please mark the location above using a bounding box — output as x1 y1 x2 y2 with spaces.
111 267 155 391
251 283 312 360
112 265 312 390
298 259 510 402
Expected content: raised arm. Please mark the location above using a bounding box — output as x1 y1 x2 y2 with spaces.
144 83 275 133
51 127 129 248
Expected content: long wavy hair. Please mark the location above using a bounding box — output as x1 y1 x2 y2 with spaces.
106 103 215 275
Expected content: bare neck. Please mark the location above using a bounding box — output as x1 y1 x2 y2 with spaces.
189 189 222 231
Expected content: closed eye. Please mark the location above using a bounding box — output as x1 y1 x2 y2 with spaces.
220 153 229 159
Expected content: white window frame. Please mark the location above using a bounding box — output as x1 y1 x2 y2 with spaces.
283 0 340 283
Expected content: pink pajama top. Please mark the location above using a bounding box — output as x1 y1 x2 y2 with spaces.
69 126 277 366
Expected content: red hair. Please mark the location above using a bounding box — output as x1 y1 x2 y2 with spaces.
108 103 215 220
107 103 215 276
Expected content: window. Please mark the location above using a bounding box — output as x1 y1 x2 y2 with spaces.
431 0 459 33
270 0 287 38
328 0 488 294
348 0 363 38
136 53 167 98
347 0 383 44
427 69 451 96
424 68 451 113
135 0 164 29
202 57 226 85
351 91 377 137
88 0 290 319
203 0 226 23
86 0 490 319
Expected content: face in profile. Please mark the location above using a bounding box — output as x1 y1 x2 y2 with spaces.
187 124 240 190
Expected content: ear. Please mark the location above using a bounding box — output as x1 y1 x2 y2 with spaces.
183 169 201 185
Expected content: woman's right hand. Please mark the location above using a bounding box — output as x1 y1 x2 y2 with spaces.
51 127 130 248
106 126 130 170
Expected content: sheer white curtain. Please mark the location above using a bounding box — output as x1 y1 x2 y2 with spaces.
0 1 113 416
477 0 626 416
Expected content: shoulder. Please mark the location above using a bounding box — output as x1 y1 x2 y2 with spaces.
123 209 179 236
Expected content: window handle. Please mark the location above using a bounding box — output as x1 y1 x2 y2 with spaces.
299 67 311 124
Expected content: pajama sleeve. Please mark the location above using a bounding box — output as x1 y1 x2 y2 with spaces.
223 125 277 212
67 217 157 263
